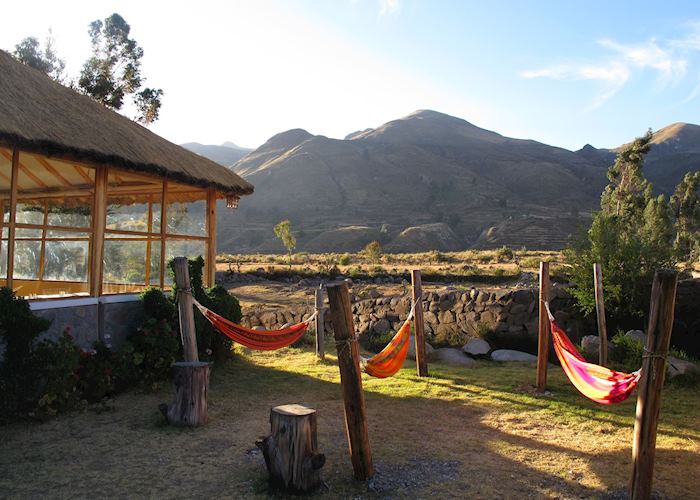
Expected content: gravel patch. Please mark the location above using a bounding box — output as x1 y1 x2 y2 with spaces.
367 458 462 494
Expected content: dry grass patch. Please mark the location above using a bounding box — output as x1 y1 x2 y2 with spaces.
1 348 698 498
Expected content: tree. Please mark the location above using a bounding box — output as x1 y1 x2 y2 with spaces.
78 13 163 124
565 130 676 330
273 220 296 269
670 171 700 263
363 240 382 263
14 31 65 82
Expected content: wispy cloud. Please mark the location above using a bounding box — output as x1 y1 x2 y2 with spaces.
379 0 400 16
521 24 700 110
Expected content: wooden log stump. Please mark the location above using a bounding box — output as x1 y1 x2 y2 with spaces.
257 404 325 493
159 361 210 426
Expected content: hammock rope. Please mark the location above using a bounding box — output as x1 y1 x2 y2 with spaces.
360 297 418 378
192 296 317 351
544 301 641 404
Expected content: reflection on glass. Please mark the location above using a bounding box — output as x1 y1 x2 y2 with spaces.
167 198 206 236
15 201 44 225
149 241 161 285
0 238 7 280
103 240 147 284
13 240 41 279
106 198 150 232
46 197 91 227
44 240 88 281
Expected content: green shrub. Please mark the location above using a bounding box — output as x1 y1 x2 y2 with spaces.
495 246 515 262
358 329 396 353
32 330 83 416
338 254 352 266
0 287 52 419
141 287 176 322
609 332 644 373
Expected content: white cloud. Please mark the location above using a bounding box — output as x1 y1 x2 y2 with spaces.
520 26 700 110
379 0 400 15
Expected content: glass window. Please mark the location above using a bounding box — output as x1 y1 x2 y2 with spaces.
103 240 148 284
43 233 89 282
166 186 206 236
46 196 92 228
13 240 41 280
106 199 152 232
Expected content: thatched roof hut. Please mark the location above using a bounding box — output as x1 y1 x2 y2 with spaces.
0 49 253 196
0 49 254 306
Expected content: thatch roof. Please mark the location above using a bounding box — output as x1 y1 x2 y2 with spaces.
0 50 253 196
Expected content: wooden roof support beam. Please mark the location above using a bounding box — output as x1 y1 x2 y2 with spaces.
73 165 93 184
0 149 47 189
36 156 73 188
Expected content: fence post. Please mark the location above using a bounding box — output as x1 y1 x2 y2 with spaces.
326 282 373 481
593 263 608 366
536 261 550 393
315 284 325 360
411 270 428 377
173 256 198 362
630 269 678 500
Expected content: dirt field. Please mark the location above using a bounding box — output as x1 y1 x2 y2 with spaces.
1 348 698 499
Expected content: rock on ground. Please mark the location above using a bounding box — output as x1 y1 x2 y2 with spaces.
581 335 601 358
432 348 476 366
490 349 538 363
407 335 435 360
462 338 491 357
625 330 647 345
667 356 700 379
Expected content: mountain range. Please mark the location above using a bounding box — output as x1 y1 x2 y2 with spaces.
181 141 252 167
191 110 700 253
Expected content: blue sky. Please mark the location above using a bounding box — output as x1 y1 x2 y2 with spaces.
2 1 700 150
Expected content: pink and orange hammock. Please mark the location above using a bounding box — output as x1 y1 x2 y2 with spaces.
545 302 641 404
193 298 415 378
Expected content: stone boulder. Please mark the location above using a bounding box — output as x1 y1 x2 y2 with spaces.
667 356 700 380
581 335 600 358
373 319 391 334
432 348 476 366
462 338 491 358
407 335 435 361
625 330 647 345
491 349 538 363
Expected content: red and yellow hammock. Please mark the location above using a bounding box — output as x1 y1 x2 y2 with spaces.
193 299 315 351
361 300 417 378
545 302 640 404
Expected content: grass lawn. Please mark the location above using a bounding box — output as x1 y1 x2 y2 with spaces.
1 348 698 498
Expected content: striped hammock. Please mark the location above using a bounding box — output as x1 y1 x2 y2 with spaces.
361 300 417 378
545 302 640 404
193 298 316 351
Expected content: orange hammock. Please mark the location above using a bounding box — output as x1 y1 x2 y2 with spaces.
361 300 417 378
193 299 316 351
545 302 640 405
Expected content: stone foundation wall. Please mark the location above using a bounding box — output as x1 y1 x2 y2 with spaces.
240 285 583 347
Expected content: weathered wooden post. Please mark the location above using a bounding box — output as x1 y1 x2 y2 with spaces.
326 282 373 481
411 269 428 377
257 404 326 492
593 263 608 366
315 285 325 360
630 269 678 500
536 261 550 393
160 256 210 426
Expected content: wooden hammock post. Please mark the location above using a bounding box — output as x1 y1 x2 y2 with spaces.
326 282 373 481
257 404 326 492
593 263 608 366
411 269 428 377
630 269 678 500
161 257 210 427
173 256 199 363
315 285 325 360
536 261 550 393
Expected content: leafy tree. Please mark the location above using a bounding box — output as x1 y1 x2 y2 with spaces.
670 171 700 263
13 31 65 82
565 131 675 330
273 220 296 269
78 13 163 124
363 240 382 263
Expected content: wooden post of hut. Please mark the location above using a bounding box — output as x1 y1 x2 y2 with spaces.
257 404 326 492
593 263 609 366
536 261 550 393
160 257 210 426
326 282 373 481
315 284 325 360
630 269 678 500
411 269 428 377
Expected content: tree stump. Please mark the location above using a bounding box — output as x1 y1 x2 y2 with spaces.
159 361 210 426
257 404 325 493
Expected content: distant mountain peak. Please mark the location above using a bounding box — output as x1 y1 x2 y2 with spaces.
263 128 314 149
